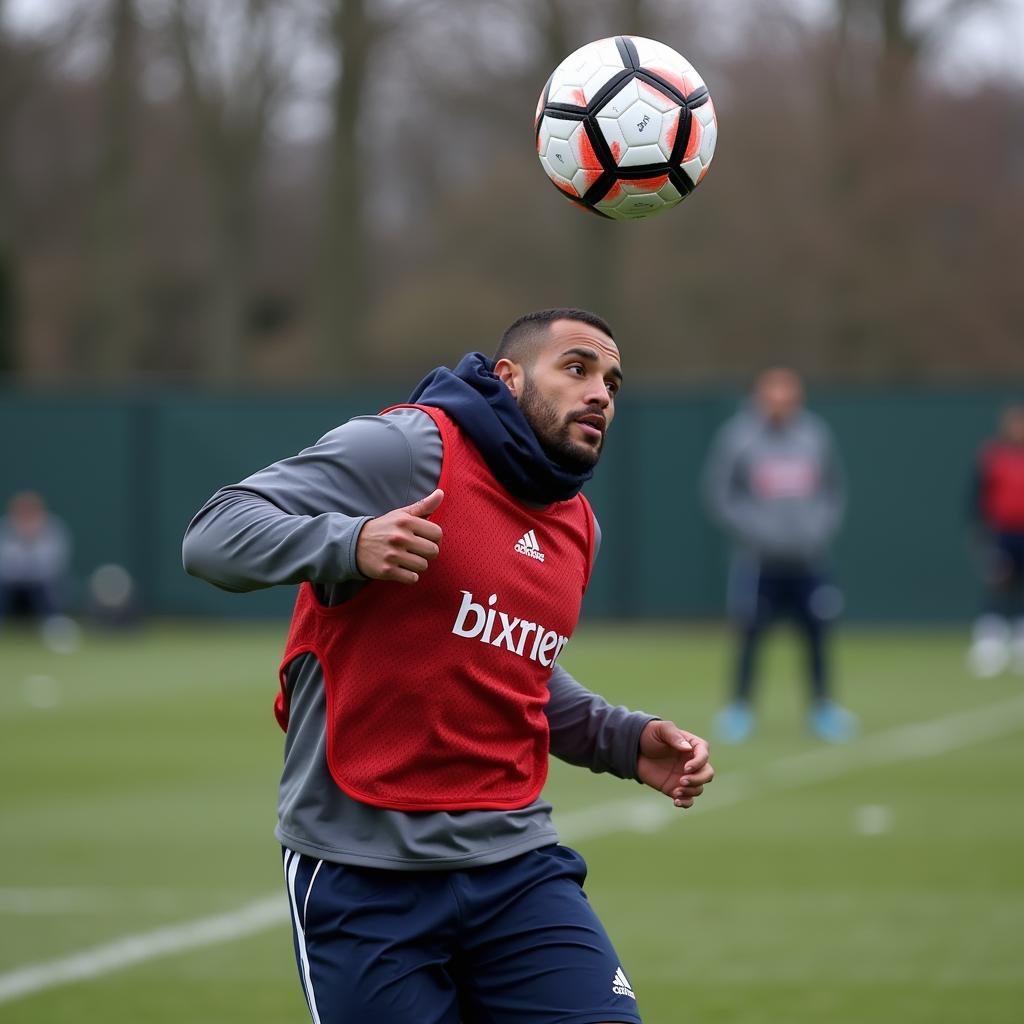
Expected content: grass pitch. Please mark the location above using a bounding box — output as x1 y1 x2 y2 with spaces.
1 621 1021 1023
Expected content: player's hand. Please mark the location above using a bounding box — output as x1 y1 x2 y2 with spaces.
355 489 444 585
636 720 713 809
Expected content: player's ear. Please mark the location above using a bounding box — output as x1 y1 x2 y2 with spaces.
494 358 523 399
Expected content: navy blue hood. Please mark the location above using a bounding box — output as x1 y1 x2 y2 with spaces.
407 352 593 505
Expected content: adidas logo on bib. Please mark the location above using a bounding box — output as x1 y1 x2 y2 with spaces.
515 529 545 563
612 966 635 999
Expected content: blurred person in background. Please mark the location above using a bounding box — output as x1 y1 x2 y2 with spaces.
183 309 714 1024
967 403 1024 677
702 368 855 744
0 490 71 625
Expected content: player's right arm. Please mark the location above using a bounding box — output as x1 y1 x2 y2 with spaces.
182 411 441 593
701 419 752 537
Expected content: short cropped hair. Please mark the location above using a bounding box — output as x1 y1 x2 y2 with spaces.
494 308 614 366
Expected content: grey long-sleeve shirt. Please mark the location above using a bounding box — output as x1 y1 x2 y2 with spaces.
702 407 846 567
183 407 654 869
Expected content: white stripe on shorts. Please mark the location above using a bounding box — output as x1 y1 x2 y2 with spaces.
303 859 324 931
284 850 323 1024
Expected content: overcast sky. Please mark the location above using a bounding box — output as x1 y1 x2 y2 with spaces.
798 0 1024 83
5 0 1024 88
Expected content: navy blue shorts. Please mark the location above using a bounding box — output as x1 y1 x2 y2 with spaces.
989 531 1024 585
729 557 842 628
282 844 642 1024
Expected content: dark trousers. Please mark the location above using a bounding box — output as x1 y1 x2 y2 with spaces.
982 531 1024 618
729 558 837 704
0 580 58 622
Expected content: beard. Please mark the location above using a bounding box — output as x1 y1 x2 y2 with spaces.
518 373 603 474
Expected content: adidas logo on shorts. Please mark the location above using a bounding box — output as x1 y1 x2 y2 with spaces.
612 965 635 999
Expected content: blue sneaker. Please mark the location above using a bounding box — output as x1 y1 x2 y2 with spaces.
808 700 858 743
715 701 754 744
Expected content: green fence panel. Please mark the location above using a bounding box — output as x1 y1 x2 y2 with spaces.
154 392 394 618
3 387 1021 623
820 391 1009 622
0 394 137 607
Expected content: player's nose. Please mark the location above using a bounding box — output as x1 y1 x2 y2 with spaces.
581 381 611 409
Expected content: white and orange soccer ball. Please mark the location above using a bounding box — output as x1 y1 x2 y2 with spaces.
535 36 717 220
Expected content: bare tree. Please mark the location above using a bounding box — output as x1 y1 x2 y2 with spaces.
0 0 17 374
573 0 663 333
314 0 377 378
2 0 1022 386
833 0 998 99
0 0 46 376
540 0 620 324
170 0 294 382
0 1 89 377
84 0 143 380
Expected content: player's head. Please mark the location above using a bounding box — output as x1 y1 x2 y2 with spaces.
1000 404 1024 446
754 367 804 426
7 491 47 539
494 309 621 474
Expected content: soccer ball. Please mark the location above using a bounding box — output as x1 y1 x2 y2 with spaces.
535 36 717 220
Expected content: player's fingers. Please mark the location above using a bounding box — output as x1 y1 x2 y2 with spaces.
682 764 715 787
401 488 444 518
671 781 701 796
411 518 443 545
659 720 694 754
680 734 710 772
380 519 441 555
673 780 709 802
680 729 710 753
673 771 710 793
683 737 709 762
384 512 441 544
379 565 421 585
404 536 441 561
393 552 430 575
373 548 429 581
641 719 692 758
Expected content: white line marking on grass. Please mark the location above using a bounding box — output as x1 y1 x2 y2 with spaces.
0 887 191 915
0 888 121 915
3 693 1024 1005
0 896 286 1006
556 692 1024 842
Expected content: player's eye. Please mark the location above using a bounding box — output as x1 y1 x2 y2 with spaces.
606 380 619 396
566 363 585 376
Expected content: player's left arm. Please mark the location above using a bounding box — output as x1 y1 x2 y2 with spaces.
549 512 713 807
546 666 713 809
820 423 848 537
